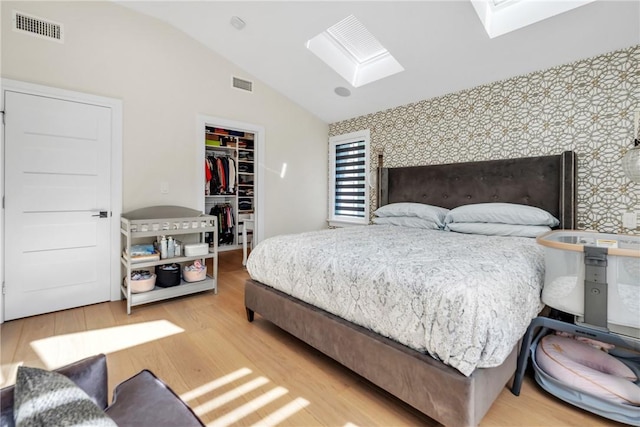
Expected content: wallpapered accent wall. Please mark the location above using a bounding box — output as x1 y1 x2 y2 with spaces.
329 45 639 234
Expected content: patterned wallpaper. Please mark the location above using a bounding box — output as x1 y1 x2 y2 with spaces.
329 45 640 234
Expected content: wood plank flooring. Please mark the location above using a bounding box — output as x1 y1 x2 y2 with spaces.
1 250 625 426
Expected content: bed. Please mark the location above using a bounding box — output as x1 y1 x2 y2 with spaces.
244 151 577 426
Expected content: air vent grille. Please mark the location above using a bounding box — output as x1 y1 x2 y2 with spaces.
13 11 63 42
232 77 253 93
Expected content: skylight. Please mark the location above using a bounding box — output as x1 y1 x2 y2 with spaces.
306 15 404 88
471 0 597 38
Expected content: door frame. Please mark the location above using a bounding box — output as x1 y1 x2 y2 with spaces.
1 79 123 322
196 114 265 246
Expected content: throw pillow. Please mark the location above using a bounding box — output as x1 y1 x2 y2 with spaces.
14 366 117 427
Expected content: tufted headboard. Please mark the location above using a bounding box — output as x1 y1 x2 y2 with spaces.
378 151 576 229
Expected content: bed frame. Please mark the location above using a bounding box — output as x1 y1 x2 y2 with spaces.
245 151 577 426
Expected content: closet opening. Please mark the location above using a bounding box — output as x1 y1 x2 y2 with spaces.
197 115 264 271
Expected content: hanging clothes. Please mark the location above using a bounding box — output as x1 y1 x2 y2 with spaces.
208 204 235 245
205 155 236 195
227 158 236 194
205 160 212 195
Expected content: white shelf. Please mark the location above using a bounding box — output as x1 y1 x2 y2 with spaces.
121 276 215 307
120 206 218 314
123 228 214 239
121 253 213 269
206 145 236 151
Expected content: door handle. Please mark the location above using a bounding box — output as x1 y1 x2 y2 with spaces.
92 211 109 218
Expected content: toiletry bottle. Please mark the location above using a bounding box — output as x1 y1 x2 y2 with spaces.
160 236 168 259
167 236 175 258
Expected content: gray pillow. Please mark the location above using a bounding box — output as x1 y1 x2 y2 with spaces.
445 203 559 227
372 216 442 230
445 222 552 237
374 203 449 228
14 366 117 427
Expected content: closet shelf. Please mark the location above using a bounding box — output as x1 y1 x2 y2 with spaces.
205 145 235 151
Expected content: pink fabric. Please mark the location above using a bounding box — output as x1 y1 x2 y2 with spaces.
536 334 640 406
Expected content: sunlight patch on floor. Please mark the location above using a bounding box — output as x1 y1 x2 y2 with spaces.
181 368 253 402
250 397 310 427
30 320 184 369
194 376 270 416
186 368 311 427
0 361 23 387
208 386 288 427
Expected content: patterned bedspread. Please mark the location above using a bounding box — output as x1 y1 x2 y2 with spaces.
246 225 545 376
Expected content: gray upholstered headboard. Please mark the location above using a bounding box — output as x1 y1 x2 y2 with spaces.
378 151 576 229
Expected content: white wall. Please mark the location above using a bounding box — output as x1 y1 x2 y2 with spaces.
0 1 329 238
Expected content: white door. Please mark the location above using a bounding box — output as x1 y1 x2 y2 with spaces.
4 91 112 320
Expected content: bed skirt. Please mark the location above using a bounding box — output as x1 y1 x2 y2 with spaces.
244 279 518 426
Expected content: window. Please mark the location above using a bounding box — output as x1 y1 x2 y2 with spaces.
329 130 370 227
306 15 404 87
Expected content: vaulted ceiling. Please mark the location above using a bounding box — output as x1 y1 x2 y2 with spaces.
119 1 640 123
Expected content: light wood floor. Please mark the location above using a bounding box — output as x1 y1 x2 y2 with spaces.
1 250 626 426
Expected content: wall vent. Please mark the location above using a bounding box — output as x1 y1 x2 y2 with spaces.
13 11 64 43
232 77 253 93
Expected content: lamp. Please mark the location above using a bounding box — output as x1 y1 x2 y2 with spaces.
622 114 640 182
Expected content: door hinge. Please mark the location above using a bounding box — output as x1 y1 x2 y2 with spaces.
2 283 5 295
1 110 5 125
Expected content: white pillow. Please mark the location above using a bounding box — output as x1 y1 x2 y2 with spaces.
374 203 449 228
373 216 442 230
446 222 552 237
445 203 559 227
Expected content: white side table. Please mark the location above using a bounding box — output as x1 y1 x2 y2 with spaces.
242 219 254 266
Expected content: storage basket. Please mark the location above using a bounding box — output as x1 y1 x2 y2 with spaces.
183 264 207 282
155 264 181 287
184 243 209 257
127 271 156 293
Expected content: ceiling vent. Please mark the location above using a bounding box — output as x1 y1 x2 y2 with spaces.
13 10 63 42
232 77 253 93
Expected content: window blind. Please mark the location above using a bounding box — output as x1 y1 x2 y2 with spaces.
334 139 366 218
